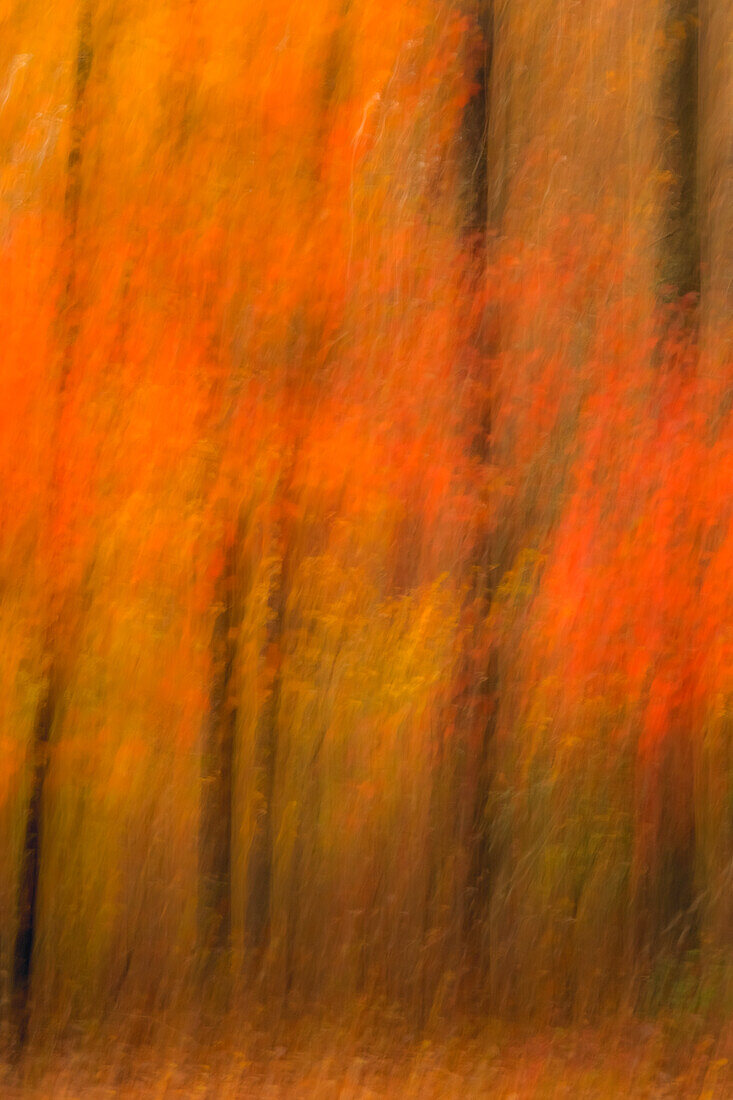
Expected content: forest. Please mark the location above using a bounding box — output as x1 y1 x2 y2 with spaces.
0 0 731 1095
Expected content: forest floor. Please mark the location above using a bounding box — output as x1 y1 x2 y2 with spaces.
0 1013 730 1097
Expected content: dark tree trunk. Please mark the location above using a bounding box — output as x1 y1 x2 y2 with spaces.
459 2 498 980
460 1 492 237
659 0 700 298
198 535 239 973
10 1 93 1053
11 675 57 1049
244 520 288 961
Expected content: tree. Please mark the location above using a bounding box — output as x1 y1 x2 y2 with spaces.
11 0 93 1050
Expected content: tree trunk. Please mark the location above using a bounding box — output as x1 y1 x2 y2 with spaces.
10 1 93 1051
244 502 289 964
658 0 700 299
699 0 732 408
458 0 498 991
198 535 239 980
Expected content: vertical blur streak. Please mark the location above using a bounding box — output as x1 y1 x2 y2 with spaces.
10 0 93 1051
697 0 732 974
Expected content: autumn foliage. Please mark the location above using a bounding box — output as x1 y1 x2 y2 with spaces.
0 0 730 1052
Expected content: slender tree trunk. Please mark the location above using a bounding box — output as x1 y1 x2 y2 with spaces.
697 0 732 970
11 0 93 1052
244 494 290 964
634 0 701 971
461 1 492 237
699 0 732 404
198 535 239 979
459 0 496 983
658 0 700 298
11 674 58 1049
